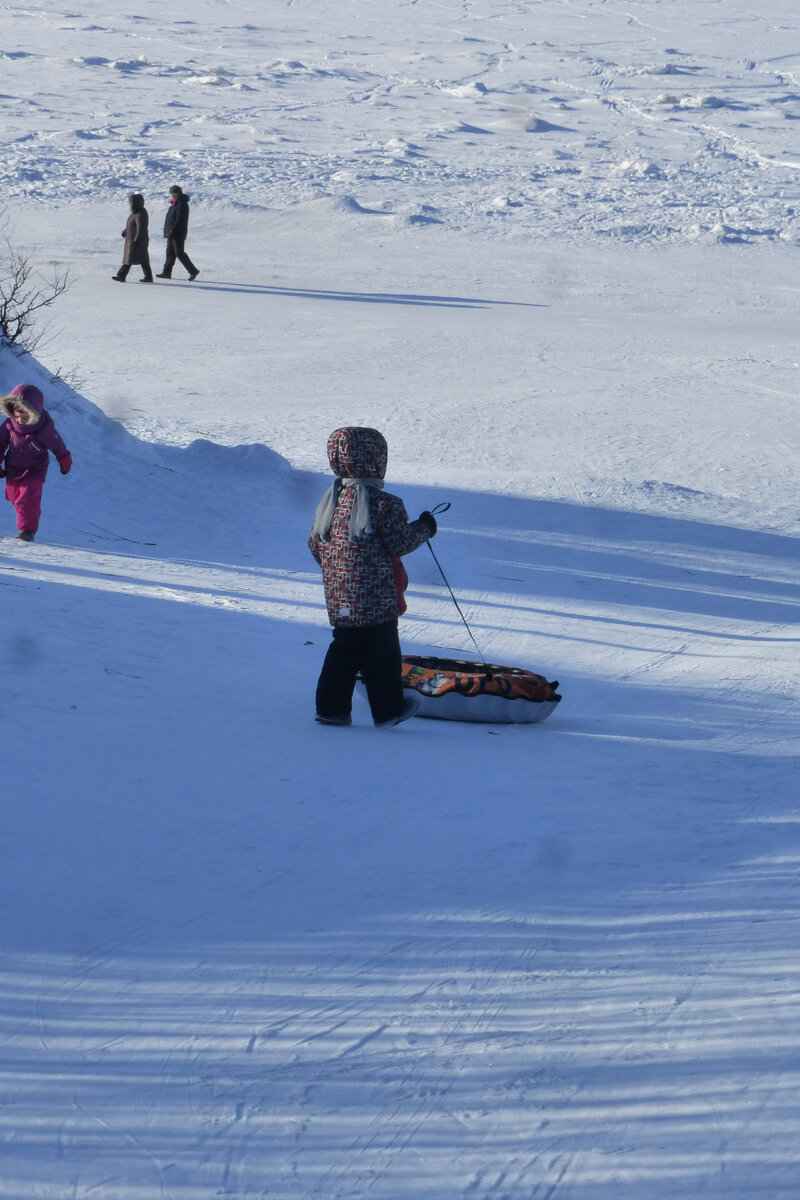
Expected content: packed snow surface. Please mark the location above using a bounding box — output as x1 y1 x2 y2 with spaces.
1 1 799 1197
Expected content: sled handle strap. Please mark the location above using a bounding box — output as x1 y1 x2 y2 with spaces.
426 532 490 671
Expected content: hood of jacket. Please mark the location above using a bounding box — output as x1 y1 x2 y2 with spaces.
1 384 44 426
129 193 145 213
326 427 388 480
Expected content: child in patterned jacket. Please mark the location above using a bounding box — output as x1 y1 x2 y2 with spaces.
309 426 436 727
0 383 72 542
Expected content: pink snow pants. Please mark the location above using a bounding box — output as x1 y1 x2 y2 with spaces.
5 478 44 533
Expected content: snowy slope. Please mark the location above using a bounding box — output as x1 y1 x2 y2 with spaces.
1 1 799 1198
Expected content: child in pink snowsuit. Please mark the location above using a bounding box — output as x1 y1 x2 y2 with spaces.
0 383 72 542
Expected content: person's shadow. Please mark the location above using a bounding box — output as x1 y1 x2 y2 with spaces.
184 281 546 311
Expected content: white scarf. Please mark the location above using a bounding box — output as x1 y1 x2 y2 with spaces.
310 477 384 542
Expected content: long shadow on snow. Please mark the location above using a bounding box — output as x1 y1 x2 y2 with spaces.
183 280 546 310
394 482 800 630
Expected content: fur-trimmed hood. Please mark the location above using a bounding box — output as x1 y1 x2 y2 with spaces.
1 384 44 427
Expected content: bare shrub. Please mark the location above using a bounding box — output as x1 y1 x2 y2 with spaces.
0 230 70 354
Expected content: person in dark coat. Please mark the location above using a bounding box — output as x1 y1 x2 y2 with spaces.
112 193 153 283
309 427 437 728
156 185 199 280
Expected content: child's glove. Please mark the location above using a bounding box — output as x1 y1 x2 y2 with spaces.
419 511 437 537
57 452 72 475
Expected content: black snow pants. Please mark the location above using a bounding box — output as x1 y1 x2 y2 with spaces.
162 235 198 277
315 620 404 725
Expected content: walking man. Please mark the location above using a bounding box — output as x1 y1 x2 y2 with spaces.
157 185 199 281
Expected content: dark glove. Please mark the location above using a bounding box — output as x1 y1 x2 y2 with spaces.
419 511 437 537
57 452 72 475
0 467 5 479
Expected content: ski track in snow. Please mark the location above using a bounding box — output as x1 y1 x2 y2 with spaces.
1 1 800 1198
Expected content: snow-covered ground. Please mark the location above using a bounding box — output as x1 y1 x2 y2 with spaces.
1 2 799 1197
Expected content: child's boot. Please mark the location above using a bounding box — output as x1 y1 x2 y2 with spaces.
374 693 420 728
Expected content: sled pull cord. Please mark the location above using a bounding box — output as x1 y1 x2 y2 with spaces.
425 503 490 671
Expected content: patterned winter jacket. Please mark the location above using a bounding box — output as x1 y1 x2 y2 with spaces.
309 427 433 628
0 385 70 481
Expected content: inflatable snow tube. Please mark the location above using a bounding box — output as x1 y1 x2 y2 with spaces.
401 655 562 724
